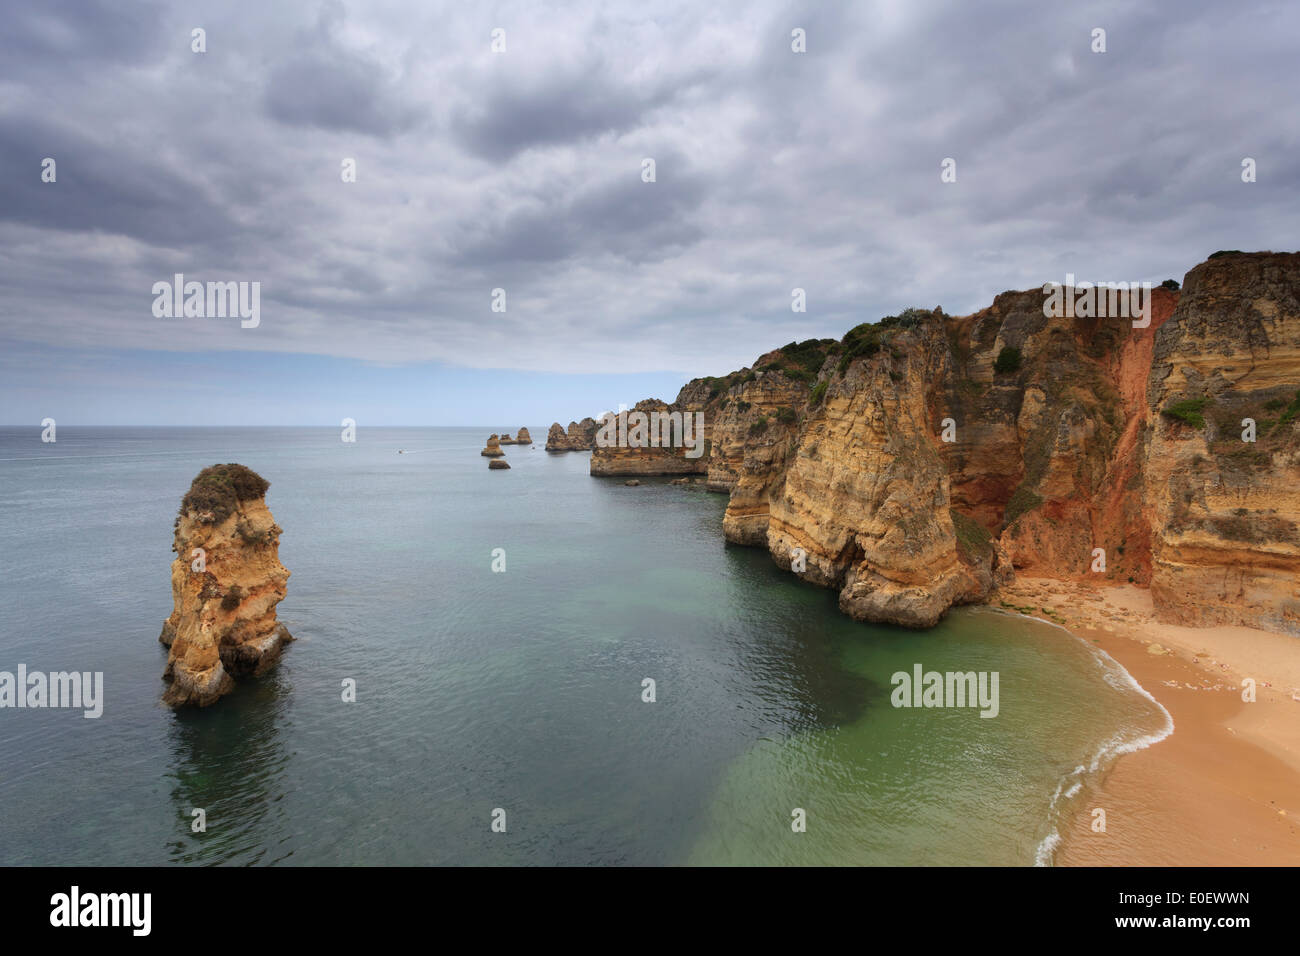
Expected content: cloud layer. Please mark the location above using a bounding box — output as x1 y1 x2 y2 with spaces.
2 0 1297 382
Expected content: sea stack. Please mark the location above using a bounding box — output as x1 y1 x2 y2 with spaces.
481 434 505 457
489 459 511 470
159 464 292 707
515 427 532 444
545 418 599 451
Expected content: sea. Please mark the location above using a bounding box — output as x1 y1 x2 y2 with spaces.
0 426 1170 865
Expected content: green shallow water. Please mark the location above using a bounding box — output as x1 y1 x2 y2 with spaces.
0 427 1167 865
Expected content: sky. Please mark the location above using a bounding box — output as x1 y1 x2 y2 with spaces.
1 0 1297 425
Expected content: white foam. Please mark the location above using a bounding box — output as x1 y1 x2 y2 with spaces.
978 608 1175 866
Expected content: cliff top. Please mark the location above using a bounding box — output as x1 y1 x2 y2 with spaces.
179 463 271 524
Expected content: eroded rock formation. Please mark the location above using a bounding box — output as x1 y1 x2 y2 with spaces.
159 464 292 707
1143 252 1300 633
545 418 599 451
481 434 505 457
565 252 1300 632
589 400 712 476
515 427 532 444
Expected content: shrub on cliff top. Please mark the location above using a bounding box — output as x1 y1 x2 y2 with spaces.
1208 250 1243 259
836 323 883 374
180 463 270 524
1160 279 1180 290
877 307 935 331
759 339 836 384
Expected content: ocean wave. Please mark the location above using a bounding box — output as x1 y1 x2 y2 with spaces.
1029 625 1175 866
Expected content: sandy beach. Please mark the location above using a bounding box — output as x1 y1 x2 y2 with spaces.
993 578 1300 866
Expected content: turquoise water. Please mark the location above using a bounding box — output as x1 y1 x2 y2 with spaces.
0 427 1167 865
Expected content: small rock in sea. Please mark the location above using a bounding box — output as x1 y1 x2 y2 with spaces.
489 459 510 470
624 479 640 486
669 477 688 485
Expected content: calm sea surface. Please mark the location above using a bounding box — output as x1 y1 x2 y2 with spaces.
0 427 1167 865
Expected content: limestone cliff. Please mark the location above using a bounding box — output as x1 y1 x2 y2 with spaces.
159 464 292 707
545 418 598 451
568 253 1300 632
1144 252 1300 634
589 398 712 477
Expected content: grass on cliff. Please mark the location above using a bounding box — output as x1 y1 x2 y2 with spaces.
950 510 993 564
1161 397 1210 429
179 463 270 524
1004 485 1044 527
1274 389 1300 425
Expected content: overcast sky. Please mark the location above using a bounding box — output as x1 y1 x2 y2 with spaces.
1 0 1296 424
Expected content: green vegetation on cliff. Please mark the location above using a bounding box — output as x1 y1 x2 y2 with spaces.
836 323 883 374
1161 397 1210 429
179 463 271 524
759 338 837 383
1004 485 1043 527
993 346 1022 375
950 510 993 564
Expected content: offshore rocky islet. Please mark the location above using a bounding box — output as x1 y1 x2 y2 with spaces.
159 464 292 707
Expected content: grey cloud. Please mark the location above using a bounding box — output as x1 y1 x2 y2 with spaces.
0 0 166 70
264 52 421 137
449 154 709 267
451 61 711 161
263 4 421 137
0 0 1296 380
0 115 240 246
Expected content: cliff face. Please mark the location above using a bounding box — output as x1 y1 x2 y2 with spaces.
766 339 1009 628
545 418 598 451
160 465 292 707
579 253 1300 632
1144 252 1300 634
589 396 713 476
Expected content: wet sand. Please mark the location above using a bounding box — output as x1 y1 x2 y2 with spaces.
994 579 1300 866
